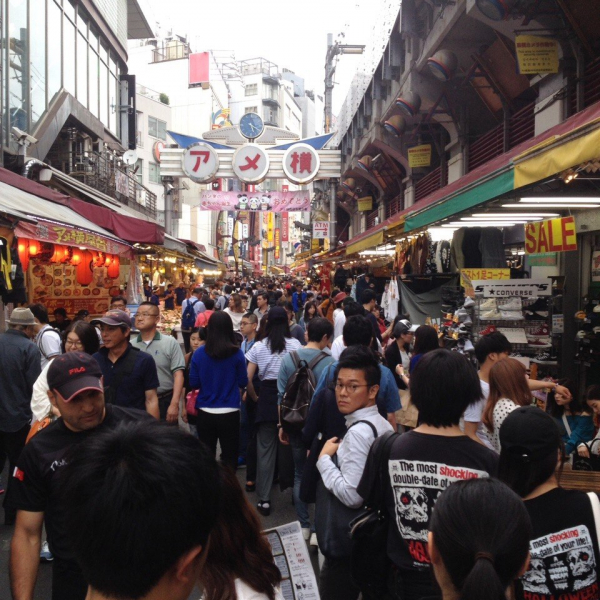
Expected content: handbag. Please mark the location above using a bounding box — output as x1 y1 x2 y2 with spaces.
573 439 600 471
185 389 199 417
395 389 418 429
314 420 378 559
350 431 399 599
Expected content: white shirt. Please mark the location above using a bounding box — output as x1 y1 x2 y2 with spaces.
462 379 494 450
317 405 393 508
223 308 244 331
331 335 346 360
245 337 302 380
490 397 519 453
227 580 284 600
333 310 346 340
35 325 62 369
31 362 52 421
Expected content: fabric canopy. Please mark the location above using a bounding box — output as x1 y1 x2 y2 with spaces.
346 229 384 255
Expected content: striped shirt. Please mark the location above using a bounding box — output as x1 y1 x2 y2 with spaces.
245 337 302 381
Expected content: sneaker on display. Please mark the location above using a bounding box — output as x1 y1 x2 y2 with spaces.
528 338 553 348
500 310 524 320
479 325 497 336
509 353 523 358
500 298 522 311
527 298 548 313
594 304 600 313
481 310 502 320
463 297 475 308
575 330 587 340
532 352 558 364
462 316 473 327
480 298 497 311
525 311 549 321
527 324 551 339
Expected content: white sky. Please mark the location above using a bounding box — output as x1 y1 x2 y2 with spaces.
146 0 386 115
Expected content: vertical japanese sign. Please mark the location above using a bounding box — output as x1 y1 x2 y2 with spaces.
275 229 281 261
262 212 269 248
281 212 289 242
268 212 274 243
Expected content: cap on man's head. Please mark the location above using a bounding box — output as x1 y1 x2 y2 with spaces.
393 319 418 337
91 309 132 329
47 352 103 402
499 405 561 461
333 292 347 304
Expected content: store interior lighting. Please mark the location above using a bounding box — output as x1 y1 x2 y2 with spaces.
503 203 600 209
460 217 542 222
442 221 519 227
471 213 560 218
513 197 600 204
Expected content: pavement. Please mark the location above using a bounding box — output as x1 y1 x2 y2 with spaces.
0 461 316 600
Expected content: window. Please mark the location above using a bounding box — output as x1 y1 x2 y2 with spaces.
245 106 258 114
136 111 143 147
47 0 62 103
149 162 160 184
263 106 278 125
63 16 76 95
245 83 257 96
135 159 143 185
30 0 46 128
148 116 167 140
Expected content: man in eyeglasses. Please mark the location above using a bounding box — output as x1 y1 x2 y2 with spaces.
315 345 393 599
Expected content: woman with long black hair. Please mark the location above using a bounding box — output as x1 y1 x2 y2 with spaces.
189 311 248 470
246 307 302 516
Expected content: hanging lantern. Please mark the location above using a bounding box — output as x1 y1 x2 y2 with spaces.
104 254 113 267
107 255 120 279
71 248 83 266
427 50 458 82
476 0 512 21
28 239 40 256
383 115 406 137
76 250 94 286
50 244 66 264
357 156 373 172
396 91 421 117
18 239 30 272
340 178 356 193
62 246 72 264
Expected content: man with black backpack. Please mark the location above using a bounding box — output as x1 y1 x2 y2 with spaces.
181 287 205 352
277 317 334 542
29 303 62 369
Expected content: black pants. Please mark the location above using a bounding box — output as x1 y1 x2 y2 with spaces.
158 391 175 421
52 558 88 600
182 330 192 353
319 557 361 600
389 567 436 600
244 399 258 482
196 410 240 470
0 424 30 520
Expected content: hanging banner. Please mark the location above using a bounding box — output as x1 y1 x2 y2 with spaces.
275 229 281 261
216 211 227 263
198 190 310 212
312 221 330 239
268 212 274 243
472 278 552 298
516 35 559 74
408 144 432 168
528 253 558 266
281 212 289 242
262 212 269 248
524 216 577 254
357 196 373 211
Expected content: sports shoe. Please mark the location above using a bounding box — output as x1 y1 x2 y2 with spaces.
479 325 497 336
310 532 318 548
257 501 271 516
462 316 473 327
527 298 548 313
481 310 502 320
500 298 522 311
528 338 552 348
594 304 600 313
500 310 524 320
302 528 311 541
532 352 558 364
456 309 469 323
575 311 587 320
576 330 587 340
527 324 550 339
480 298 497 311
525 311 548 320
463 297 475 308
40 541 54 562
509 353 523 358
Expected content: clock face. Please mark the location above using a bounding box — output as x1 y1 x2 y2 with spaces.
240 112 264 139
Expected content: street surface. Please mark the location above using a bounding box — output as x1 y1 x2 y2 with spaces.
0 462 314 600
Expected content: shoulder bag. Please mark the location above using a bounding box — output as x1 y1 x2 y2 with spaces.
314 420 378 559
573 438 600 471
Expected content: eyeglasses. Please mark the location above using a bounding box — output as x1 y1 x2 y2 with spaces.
334 383 372 394
136 312 159 318
65 338 83 348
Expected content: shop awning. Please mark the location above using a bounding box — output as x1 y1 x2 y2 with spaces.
403 100 600 233
164 234 188 255
0 180 133 256
346 229 385 255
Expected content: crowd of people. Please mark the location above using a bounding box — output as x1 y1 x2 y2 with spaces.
1 275 600 600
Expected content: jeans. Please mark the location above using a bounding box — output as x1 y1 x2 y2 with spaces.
288 431 310 529
389 567 436 600
195 410 240 471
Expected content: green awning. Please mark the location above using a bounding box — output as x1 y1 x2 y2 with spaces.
404 169 514 232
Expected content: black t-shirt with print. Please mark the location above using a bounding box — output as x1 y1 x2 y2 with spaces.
516 488 600 600
358 431 498 574
9 405 151 560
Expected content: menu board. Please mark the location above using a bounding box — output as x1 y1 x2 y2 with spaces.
263 521 319 600
29 262 117 317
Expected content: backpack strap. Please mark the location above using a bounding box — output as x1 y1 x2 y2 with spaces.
349 419 378 439
307 351 329 371
290 351 300 370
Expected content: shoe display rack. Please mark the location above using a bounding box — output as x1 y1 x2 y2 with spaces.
439 286 477 367
473 295 559 369
574 294 600 372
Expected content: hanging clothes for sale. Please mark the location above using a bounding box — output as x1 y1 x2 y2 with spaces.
381 279 399 321
0 236 13 295
2 240 27 304
436 240 452 273
479 227 506 268
462 228 483 268
425 233 437 275
451 228 466 270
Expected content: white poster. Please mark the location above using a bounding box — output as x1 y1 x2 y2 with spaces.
472 279 552 298
312 221 330 240
263 521 320 600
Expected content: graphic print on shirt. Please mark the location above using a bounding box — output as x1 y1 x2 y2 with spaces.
521 525 598 599
389 460 489 565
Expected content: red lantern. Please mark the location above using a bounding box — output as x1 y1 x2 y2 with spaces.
28 239 40 256
77 250 94 286
18 239 30 271
104 255 113 267
71 249 82 266
50 244 67 263
107 255 120 279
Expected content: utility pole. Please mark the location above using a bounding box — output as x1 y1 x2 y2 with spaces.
323 33 365 247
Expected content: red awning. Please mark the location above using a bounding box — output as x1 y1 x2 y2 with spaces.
179 238 207 252
0 168 164 244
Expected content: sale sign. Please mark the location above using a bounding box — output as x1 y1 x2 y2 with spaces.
525 217 577 254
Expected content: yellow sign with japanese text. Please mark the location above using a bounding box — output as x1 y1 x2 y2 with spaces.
461 268 511 298
357 196 373 211
408 144 432 168
516 35 559 74
525 216 577 254
267 212 274 243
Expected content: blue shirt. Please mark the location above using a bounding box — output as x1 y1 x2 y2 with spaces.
93 344 160 411
555 413 596 455
313 360 401 415
292 291 307 313
189 346 248 410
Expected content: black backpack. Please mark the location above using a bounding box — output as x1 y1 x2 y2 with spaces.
281 351 329 433
181 298 198 330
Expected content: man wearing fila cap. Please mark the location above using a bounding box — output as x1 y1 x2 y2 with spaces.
9 352 152 600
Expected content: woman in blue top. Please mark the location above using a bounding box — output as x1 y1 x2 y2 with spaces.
546 378 594 456
189 311 248 470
